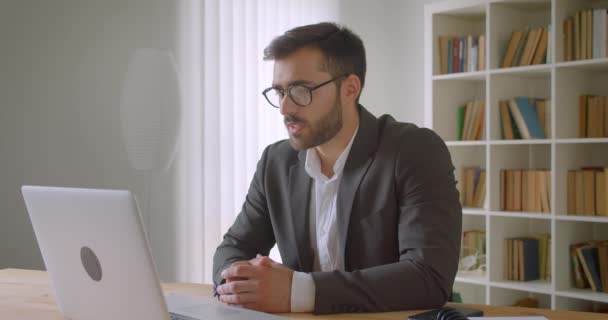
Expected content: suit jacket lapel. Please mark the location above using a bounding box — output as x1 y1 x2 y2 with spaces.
288 154 314 272
336 106 379 270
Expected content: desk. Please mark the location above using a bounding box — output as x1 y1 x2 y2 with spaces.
1 269 606 320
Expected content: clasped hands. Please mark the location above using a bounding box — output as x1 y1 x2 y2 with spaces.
216 255 294 313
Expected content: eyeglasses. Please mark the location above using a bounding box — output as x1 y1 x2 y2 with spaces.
261 75 347 108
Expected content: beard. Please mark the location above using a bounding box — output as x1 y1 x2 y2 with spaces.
285 95 343 151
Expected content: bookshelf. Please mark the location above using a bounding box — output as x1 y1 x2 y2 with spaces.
425 0 608 312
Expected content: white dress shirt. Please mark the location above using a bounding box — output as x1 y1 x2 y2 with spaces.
290 127 359 312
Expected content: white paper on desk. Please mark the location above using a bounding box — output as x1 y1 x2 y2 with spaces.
469 317 548 320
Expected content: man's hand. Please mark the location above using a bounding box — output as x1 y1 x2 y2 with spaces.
216 256 294 313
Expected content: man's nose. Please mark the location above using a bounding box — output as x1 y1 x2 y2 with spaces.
279 95 298 116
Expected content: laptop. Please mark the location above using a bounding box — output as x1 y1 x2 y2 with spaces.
21 185 287 320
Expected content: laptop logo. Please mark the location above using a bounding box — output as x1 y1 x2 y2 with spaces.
80 246 103 282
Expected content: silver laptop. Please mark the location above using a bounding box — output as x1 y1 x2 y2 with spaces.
21 185 286 320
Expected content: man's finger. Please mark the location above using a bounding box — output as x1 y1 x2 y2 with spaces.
230 260 251 268
225 276 248 283
216 280 258 295
221 264 257 280
219 292 257 305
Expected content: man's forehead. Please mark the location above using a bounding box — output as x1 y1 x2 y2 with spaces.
272 49 328 85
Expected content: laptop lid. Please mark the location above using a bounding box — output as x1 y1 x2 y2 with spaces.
22 186 169 320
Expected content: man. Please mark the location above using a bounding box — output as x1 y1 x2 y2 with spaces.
213 22 461 315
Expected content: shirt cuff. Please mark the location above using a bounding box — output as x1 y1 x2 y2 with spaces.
290 271 315 312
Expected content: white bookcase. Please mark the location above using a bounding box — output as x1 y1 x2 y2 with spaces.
425 0 608 312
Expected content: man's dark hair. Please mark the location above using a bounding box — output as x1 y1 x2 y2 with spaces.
263 22 366 97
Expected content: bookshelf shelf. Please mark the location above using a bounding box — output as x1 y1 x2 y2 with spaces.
445 141 487 146
433 71 487 81
489 211 552 219
489 64 552 76
555 289 608 304
555 58 608 71
556 138 608 144
426 0 608 310
456 274 488 285
488 139 552 145
463 208 487 215
490 280 553 295
555 215 608 223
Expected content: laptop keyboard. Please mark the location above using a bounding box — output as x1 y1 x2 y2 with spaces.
169 312 200 320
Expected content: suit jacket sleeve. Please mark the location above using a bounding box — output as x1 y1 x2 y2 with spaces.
212 145 276 289
310 128 462 314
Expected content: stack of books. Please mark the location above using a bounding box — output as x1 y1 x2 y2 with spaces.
500 169 551 213
579 95 608 138
504 234 551 282
457 100 485 141
563 9 608 61
460 167 486 208
567 167 608 216
499 98 549 140
571 241 608 292
501 25 551 68
438 34 486 74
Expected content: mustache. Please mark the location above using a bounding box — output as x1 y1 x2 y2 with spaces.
284 115 305 124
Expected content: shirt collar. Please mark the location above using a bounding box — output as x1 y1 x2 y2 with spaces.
305 126 359 182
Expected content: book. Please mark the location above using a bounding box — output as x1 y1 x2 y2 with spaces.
503 31 524 68
597 170 607 216
473 171 487 208
564 18 573 61
536 100 547 138
539 170 550 213
453 38 459 73
571 243 590 288
532 233 551 280
513 28 530 66
471 100 485 140
513 170 522 211
575 171 585 215
457 105 466 141
575 11 580 60
463 101 474 140
503 239 513 280
438 36 450 74
460 36 466 73
521 238 540 281
583 169 596 215
568 170 576 214
598 243 608 293
500 100 515 139
532 27 549 65
578 245 603 292
478 35 485 70
594 9 607 58
587 9 593 60
582 10 588 60
605 96 608 136
579 95 588 138
520 28 539 66
500 170 506 210
448 38 454 73
509 98 546 139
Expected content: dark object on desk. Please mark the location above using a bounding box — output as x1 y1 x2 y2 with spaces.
408 306 483 320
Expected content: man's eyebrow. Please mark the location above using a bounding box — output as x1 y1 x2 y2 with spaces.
271 79 316 88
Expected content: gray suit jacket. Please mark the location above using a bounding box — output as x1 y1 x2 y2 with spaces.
213 106 462 314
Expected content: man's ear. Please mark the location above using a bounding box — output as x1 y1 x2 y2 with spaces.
342 74 361 104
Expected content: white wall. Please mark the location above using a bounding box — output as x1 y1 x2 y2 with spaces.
0 0 442 281
339 0 442 125
0 0 183 281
